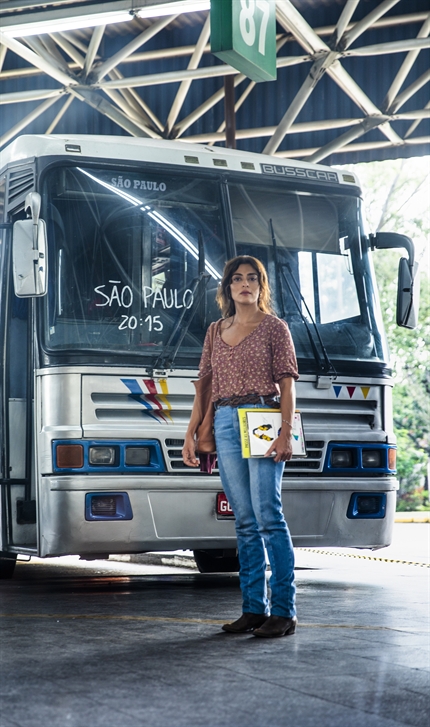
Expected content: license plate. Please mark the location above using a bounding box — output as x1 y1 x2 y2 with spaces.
216 492 235 517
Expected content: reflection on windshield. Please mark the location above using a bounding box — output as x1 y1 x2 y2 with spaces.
42 166 226 365
77 168 221 281
229 182 388 366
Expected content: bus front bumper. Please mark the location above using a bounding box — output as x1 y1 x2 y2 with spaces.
38 474 398 557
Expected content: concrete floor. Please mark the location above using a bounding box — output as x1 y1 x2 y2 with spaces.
0 525 429 727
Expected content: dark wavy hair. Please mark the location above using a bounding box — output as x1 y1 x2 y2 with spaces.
216 255 273 318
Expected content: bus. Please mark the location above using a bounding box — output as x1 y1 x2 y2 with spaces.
0 134 419 577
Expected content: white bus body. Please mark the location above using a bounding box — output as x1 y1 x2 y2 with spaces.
0 135 418 576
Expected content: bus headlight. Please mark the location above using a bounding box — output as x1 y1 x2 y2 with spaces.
125 447 150 466
330 449 353 468
362 450 383 468
89 446 117 465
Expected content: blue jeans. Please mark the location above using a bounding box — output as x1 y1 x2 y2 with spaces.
214 405 296 618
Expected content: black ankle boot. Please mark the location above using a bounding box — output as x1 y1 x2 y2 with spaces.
222 613 269 633
253 615 297 638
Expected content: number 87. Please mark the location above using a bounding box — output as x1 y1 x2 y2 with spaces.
239 0 271 56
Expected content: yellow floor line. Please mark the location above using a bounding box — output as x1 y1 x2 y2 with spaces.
0 613 426 633
296 548 429 567
395 517 430 523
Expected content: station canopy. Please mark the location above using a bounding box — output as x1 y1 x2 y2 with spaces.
0 0 429 165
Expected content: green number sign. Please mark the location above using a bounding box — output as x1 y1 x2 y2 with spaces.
211 0 277 83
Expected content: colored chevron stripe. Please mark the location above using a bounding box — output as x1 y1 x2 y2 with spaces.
333 385 342 398
361 387 370 399
347 386 356 398
142 379 168 423
121 378 162 423
157 379 174 423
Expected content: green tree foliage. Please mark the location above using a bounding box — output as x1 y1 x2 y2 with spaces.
349 158 429 510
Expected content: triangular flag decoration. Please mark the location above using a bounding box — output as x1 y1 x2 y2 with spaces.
333 385 342 398
347 386 356 398
361 387 370 399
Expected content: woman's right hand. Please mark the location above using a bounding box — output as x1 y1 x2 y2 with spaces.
182 433 200 467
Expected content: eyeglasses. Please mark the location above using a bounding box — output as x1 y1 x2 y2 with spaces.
230 274 259 285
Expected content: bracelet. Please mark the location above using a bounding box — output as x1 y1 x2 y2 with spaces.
282 420 293 428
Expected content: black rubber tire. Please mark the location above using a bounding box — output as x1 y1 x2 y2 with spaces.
0 553 17 579
193 549 239 573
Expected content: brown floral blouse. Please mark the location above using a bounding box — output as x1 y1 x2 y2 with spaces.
199 314 299 402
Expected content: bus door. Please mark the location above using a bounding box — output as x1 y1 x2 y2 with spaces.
0 207 36 556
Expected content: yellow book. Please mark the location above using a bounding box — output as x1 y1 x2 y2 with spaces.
237 409 306 459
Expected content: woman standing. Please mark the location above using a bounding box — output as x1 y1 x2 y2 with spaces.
182 256 298 638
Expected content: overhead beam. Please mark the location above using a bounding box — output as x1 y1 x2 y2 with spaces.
181 109 430 144
390 68 430 113
307 115 392 163
172 74 247 138
342 0 402 50
0 94 61 148
404 101 430 138
330 0 361 48
344 36 430 56
165 15 210 137
83 24 105 78
0 30 78 85
51 31 86 66
50 29 161 133
275 0 402 147
177 30 290 143
383 14 430 111
100 52 311 91
69 86 157 138
214 80 256 137
276 136 430 158
0 87 64 104
0 44 6 72
212 32 290 142
264 53 339 155
92 15 177 82
100 64 239 90
24 35 72 76
45 93 74 133
276 0 327 54
185 118 364 143
108 67 163 132
101 86 160 138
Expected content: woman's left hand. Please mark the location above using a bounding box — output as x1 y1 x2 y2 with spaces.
265 431 293 463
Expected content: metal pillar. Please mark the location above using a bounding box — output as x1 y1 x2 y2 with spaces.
224 76 236 150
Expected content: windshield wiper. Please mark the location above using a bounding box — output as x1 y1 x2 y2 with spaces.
149 231 210 373
269 219 336 377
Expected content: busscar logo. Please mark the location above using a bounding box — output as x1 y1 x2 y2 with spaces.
261 164 339 183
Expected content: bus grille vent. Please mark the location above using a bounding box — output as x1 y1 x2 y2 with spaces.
165 439 219 473
283 441 325 474
165 439 324 474
8 167 35 210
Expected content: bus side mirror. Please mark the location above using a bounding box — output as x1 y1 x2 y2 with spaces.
370 231 420 330
397 257 420 329
13 192 48 297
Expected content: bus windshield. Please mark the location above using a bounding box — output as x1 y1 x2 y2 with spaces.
41 164 389 372
228 180 389 370
42 165 227 367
